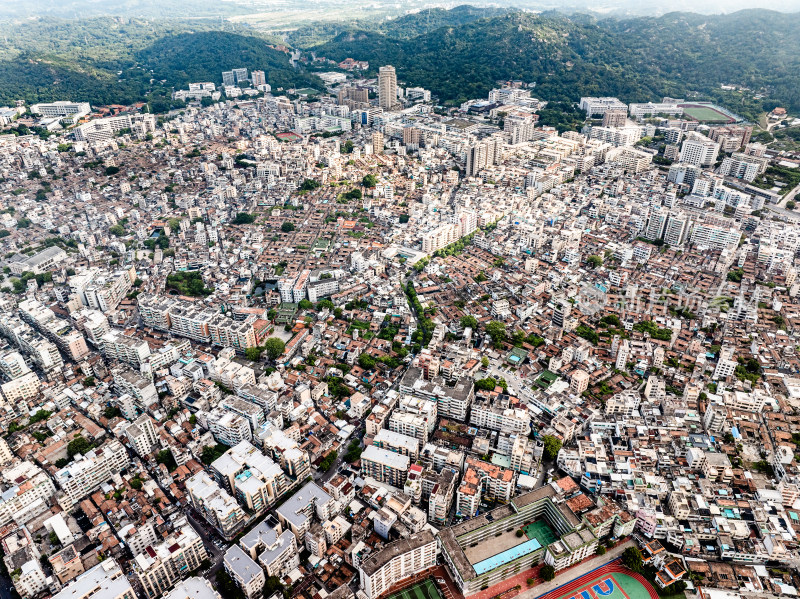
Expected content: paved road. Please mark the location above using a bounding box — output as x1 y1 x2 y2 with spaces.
185 509 226 580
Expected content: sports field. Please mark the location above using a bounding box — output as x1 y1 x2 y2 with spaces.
680 105 733 123
276 131 303 142
539 563 659 599
523 521 559 547
390 579 443 599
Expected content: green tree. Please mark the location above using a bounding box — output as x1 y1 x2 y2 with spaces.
485 320 507 346
298 299 313 310
541 435 562 460
109 224 126 237
281 221 295 233
541 564 556 581
358 353 377 369
362 174 377 188
264 337 286 361
460 315 478 330
67 436 92 457
300 179 321 192
245 347 263 361
216 570 246 599
232 213 255 225
586 255 603 268
622 546 643 572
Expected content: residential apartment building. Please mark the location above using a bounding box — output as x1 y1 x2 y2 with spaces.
680 135 720 167
361 445 410 487
223 545 265 599
373 428 420 461
134 523 209 598
359 530 437 599
378 65 398 111
212 440 287 514
208 407 252 446
51 559 135 599
54 441 130 507
275 482 334 541
124 414 159 458
185 472 247 540
240 517 299 578
0 461 57 526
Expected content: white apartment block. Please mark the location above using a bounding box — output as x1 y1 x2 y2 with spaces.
0 461 57 526
422 223 460 254
224 545 264 599
361 445 410 487
74 113 156 145
1 371 41 403
388 411 430 444
31 101 91 122
134 523 208 598
275 482 334 541
680 135 720 167
579 97 627 116
186 472 247 540
469 400 531 434
208 407 253 446
589 126 642 147
51 559 135 599
373 428 420 461
212 440 286 514
690 221 740 250
55 441 130 507
240 518 299 578
359 530 437 599
101 329 151 367
124 415 159 458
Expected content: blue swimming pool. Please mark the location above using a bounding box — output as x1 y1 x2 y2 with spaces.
472 538 543 574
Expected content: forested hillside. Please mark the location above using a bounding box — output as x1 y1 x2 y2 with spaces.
313 9 800 115
0 20 321 108
137 32 319 91
0 7 799 115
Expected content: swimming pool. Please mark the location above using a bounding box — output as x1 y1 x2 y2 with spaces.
472 538 543 574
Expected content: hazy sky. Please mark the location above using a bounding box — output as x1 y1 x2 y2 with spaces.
0 0 799 18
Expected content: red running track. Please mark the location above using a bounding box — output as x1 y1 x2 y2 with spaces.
534 561 659 599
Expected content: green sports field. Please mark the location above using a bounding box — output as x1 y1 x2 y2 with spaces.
390 579 443 599
523 521 559 546
553 572 654 599
681 106 732 123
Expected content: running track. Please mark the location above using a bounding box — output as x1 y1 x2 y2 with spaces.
532 560 659 599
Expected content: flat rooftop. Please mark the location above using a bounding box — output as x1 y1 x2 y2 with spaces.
464 527 530 564
473 538 542 575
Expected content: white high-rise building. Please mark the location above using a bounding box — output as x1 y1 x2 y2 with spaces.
124 415 159 458
615 339 630 370
378 65 398 111
359 530 437 599
54 441 130 507
680 135 720 167
51 559 135 599
465 138 502 177
134 524 209 598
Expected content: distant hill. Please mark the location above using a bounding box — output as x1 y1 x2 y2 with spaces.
1 7 799 116
0 27 322 107
284 5 509 50
313 9 800 115
137 31 320 91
